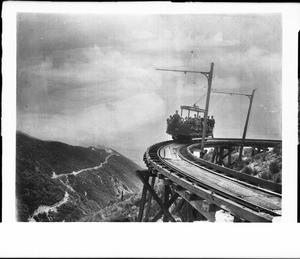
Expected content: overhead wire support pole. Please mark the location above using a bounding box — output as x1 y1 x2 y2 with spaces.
156 63 214 157
200 63 214 156
239 88 256 161
212 88 257 161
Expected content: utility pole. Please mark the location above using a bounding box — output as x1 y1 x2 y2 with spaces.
200 63 214 157
156 63 214 157
212 89 256 161
239 88 256 161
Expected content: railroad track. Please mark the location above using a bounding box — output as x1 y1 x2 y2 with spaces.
197 138 281 147
143 139 282 222
180 144 282 193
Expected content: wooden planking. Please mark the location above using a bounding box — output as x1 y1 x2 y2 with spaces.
183 151 281 197
185 190 202 201
186 144 281 193
176 189 218 222
148 163 274 222
202 200 218 213
144 141 281 222
166 155 281 211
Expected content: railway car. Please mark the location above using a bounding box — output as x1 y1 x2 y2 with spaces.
167 105 215 142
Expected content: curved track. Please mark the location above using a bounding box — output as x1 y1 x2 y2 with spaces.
143 139 282 222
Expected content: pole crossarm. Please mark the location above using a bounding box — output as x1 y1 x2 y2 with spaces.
156 68 210 80
212 90 253 98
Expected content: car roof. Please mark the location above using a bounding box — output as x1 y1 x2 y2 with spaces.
180 105 205 113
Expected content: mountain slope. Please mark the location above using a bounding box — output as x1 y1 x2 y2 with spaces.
16 131 142 222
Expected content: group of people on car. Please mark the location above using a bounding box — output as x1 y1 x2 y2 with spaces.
167 110 215 132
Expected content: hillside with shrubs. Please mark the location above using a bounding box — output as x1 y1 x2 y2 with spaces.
16 131 142 222
203 144 282 184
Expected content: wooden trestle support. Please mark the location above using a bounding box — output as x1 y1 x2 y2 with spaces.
136 169 230 222
209 145 269 168
136 139 281 222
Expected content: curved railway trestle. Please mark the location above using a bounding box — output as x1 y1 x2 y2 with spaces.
136 138 282 222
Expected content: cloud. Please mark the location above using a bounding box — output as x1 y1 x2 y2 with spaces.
17 14 282 164
17 44 164 112
130 29 156 40
211 76 240 91
18 91 165 145
17 43 168 144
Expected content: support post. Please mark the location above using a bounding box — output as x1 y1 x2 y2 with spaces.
136 171 176 222
144 175 156 222
211 148 217 163
183 201 188 222
187 203 193 222
218 147 224 165
163 184 171 222
171 198 185 214
227 149 232 167
239 89 256 161
137 170 150 222
200 63 214 157
151 192 179 222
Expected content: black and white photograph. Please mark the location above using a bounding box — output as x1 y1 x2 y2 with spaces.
1 2 300 258
15 11 283 223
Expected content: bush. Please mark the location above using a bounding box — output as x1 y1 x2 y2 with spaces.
273 173 282 184
252 168 259 176
257 171 271 180
241 166 254 175
269 161 280 175
273 144 282 155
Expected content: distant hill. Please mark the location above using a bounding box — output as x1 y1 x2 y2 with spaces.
16 131 142 222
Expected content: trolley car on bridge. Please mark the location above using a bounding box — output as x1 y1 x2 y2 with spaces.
158 63 216 143
167 104 215 142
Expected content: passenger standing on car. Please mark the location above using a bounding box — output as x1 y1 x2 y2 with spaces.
192 114 198 130
172 110 181 124
211 116 215 127
207 116 211 127
193 114 198 123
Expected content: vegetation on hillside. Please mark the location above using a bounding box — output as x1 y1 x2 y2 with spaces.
203 144 282 184
16 132 142 222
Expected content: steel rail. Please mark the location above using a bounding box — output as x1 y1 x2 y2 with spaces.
180 145 282 194
143 139 282 221
144 141 274 222
179 145 281 196
186 138 282 193
157 144 281 217
194 138 281 147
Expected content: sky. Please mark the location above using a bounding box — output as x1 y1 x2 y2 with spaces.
17 13 282 167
